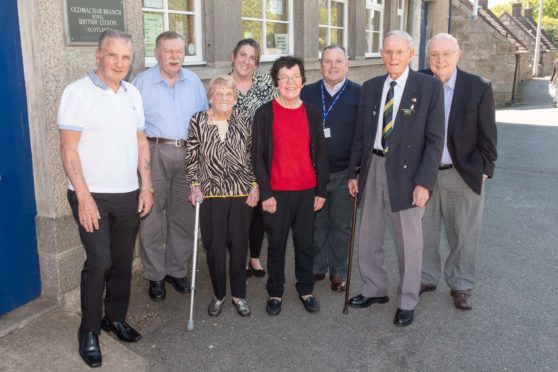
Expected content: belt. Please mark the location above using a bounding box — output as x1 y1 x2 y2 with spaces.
372 149 385 157
439 164 454 170
147 137 186 147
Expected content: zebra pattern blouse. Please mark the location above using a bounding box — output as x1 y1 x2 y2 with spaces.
233 71 277 119
185 109 255 198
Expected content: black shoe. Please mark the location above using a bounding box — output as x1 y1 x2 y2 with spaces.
101 316 142 343
208 297 224 317
248 262 266 278
246 267 253 278
348 294 389 308
419 283 437 295
393 308 414 327
299 295 320 313
266 298 282 316
78 329 102 368
148 279 166 301
165 275 191 294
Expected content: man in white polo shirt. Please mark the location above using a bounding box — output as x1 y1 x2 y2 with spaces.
58 29 153 368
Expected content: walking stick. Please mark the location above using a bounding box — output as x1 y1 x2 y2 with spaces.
343 173 359 315
187 196 201 331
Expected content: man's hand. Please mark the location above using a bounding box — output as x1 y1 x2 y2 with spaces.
314 197 326 211
412 185 430 208
138 189 153 217
189 187 204 206
348 179 358 198
262 197 277 214
77 193 101 233
246 185 259 207
483 174 488 182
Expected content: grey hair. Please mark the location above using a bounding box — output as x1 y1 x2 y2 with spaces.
207 75 238 101
98 29 133 50
384 30 414 50
321 44 348 61
426 33 460 53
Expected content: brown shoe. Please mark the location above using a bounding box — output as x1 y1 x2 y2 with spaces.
450 290 472 310
314 273 326 281
419 283 437 295
330 275 347 292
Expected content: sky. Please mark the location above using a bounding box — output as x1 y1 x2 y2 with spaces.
488 0 514 7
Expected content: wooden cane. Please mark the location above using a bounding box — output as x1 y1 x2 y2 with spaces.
343 172 359 314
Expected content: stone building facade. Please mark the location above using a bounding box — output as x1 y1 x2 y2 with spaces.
499 3 557 76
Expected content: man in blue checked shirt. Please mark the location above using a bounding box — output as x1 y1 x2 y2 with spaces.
133 31 208 301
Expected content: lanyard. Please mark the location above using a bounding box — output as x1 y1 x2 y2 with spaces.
321 79 348 127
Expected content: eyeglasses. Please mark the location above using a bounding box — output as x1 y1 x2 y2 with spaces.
277 75 303 83
428 51 457 61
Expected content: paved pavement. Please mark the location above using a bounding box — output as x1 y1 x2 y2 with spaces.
1 78 557 371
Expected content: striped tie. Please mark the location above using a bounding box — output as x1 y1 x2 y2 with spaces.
382 81 397 153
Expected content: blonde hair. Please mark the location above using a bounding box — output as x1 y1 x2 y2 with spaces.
207 75 238 100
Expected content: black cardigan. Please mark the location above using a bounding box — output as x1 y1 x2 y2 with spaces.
252 100 330 201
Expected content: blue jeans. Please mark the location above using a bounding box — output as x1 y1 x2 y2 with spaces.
313 170 353 277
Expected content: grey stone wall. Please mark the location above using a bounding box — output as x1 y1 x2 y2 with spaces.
448 5 528 105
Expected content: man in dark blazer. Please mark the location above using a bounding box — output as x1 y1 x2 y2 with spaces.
347 30 445 327
419 33 497 310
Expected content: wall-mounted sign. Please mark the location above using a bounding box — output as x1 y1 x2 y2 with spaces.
64 0 125 45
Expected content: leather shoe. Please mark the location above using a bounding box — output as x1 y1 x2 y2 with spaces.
348 294 389 308
299 295 320 313
148 279 166 301
101 316 142 342
78 329 102 368
165 275 191 294
266 298 282 316
208 297 224 317
248 262 266 278
330 275 347 292
393 308 414 327
232 299 251 317
419 283 437 295
451 290 472 310
314 273 326 281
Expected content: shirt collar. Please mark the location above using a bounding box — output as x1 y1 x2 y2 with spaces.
324 77 347 96
386 66 410 88
446 68 458 91
153 64 186 85
88 70 127 91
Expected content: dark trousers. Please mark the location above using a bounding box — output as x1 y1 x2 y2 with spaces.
248 203 265 259
68 189 140 334
262 188 315 297
200 198 252 299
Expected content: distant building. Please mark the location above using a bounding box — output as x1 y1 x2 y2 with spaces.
499 2 557 76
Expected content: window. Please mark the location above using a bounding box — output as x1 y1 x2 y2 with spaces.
142 0 203 65
242 0 293 60
396 0 405 29
365 0 384 57
318 0 348 55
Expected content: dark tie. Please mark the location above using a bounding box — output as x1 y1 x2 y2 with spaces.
382 81 397 152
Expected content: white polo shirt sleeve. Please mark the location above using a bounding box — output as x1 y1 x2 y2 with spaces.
58 83 86 132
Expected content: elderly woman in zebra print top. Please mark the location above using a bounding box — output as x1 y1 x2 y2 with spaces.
185 75 259 318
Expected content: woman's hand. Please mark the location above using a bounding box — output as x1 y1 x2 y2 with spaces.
189 186 204 206
262 197 277 214
246 185 259 207
314 197 326 211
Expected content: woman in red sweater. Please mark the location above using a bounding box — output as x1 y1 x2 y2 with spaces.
252 56 329 316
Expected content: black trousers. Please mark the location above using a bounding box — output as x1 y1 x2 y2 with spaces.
68 190 140 334
200 198 252 299
262 188 315 297
248 202 265 259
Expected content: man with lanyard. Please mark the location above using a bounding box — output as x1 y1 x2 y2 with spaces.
133 31 208 301
301 45 361 291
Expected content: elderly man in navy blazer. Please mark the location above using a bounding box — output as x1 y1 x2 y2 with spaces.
347 30 445 327
419 33 497 310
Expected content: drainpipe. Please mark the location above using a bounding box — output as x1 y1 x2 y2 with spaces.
448 0 452 33
472 0 479 19
507 52 520 106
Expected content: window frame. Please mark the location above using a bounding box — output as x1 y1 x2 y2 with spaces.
142 0 204 66
241 0 294 62
396 0 405 30
365 0 384 58
318 0 348 57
